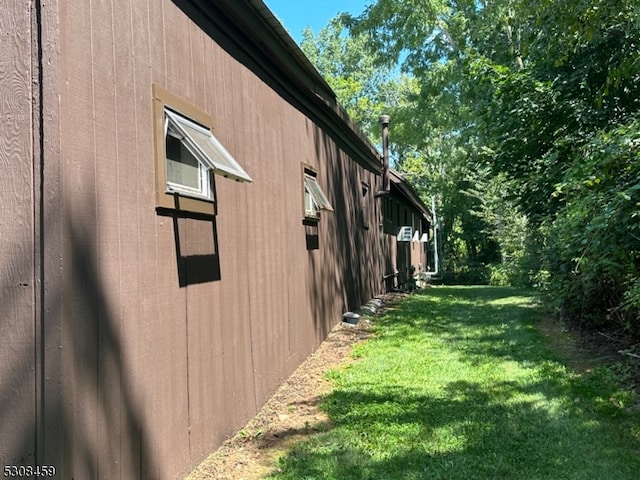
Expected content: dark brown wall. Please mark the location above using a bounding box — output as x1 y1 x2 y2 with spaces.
0 0 37 468
1 0 64 471
41 0 387 478
382 193 429 288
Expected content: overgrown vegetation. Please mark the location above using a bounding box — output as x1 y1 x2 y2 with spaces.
301 0 640 336
268 287 640 479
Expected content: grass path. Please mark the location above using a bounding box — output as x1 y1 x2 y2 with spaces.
269 286 640 480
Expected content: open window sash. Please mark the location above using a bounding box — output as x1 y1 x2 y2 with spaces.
304 174 333 215
165 108 253 183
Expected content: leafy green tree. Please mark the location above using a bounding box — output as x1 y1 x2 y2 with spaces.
305 1 640 323
343 0 640 333
342 0 533 282
543 119 640 331
470 0 640 328
473 0 640 219
300 17 402 140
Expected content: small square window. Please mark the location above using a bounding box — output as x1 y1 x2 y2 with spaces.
303 166 333 220
153 84 252 215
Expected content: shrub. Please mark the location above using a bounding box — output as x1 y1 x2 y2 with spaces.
540 118 640 333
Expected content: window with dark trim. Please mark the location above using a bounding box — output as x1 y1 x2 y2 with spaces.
153 84 252 215
302 164 333 221
361 182 370 229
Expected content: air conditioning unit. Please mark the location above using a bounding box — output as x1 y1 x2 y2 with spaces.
397 226 413 242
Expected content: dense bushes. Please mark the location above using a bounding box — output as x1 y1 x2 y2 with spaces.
442 260 490 285
541 120 640 333
470 2 640 336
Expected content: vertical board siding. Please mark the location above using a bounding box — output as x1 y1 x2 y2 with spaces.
113 0 150 476
59 0 98 476
240 66 286 406
133 2 170 477
91 1 124 478
0 0 36 468
52 0 387 478
37 0 64 469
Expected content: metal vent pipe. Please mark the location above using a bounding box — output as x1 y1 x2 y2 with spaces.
379 114 390 193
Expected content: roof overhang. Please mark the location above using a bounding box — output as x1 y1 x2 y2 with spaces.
389 169 432 223
175 0 382 174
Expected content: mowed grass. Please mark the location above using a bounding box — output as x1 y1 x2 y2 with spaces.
268 286 640 480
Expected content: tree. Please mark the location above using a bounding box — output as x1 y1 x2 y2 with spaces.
344 0 640 330
300 17 402 140
473 0 640 219
341 0 534 282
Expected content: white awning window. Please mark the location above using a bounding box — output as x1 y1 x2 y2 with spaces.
304 173 333 218
165 108 253 183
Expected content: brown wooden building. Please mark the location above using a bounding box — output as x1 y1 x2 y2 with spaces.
381 169 433 290
1 1 429 478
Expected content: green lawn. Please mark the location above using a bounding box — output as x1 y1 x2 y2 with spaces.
269 286 640 480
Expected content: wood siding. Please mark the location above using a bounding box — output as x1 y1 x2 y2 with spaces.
19 0 390 478
382 194 429 288
0 0 37 468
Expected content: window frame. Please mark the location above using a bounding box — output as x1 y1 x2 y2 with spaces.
153 84 252 215
302 164 333 221
164 108 253 183
360 181 370 230
164 119 214 201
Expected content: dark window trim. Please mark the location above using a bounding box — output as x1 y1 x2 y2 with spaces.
301 163 333 221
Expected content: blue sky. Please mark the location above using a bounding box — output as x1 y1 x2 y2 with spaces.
263 0 372 44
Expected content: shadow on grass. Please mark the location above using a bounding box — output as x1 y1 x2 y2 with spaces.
276 384 638 479
375 287 544 361
269 287 640 480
